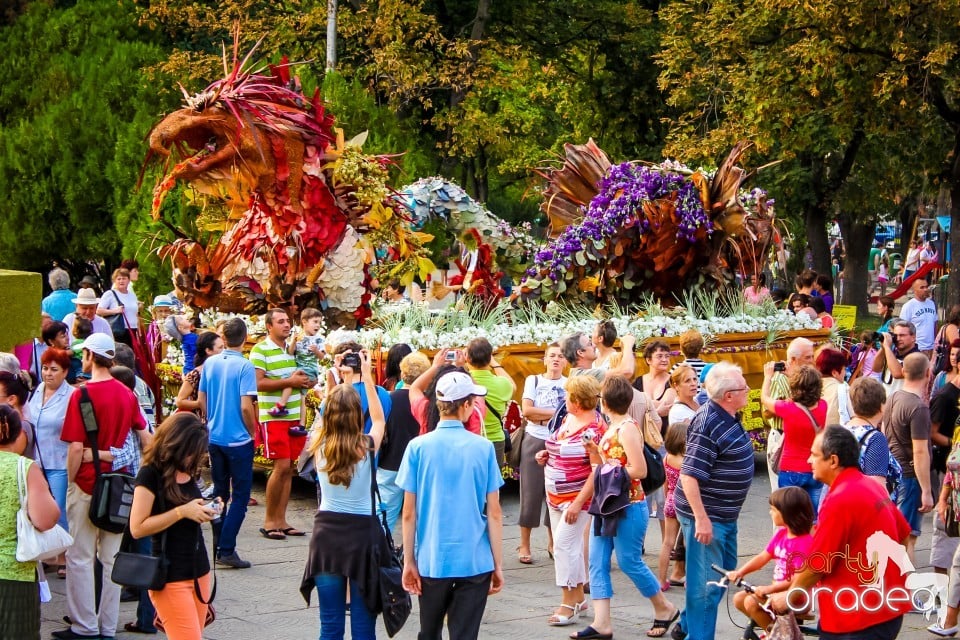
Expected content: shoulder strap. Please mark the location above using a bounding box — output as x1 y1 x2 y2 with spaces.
486 401 502 424
79 386 104 479
796 402 822 432
16 456 28 506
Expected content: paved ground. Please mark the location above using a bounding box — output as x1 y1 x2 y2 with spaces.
41 459 941 639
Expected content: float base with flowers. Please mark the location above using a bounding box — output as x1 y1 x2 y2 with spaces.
155 300 830 474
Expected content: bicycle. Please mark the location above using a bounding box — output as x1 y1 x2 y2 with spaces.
709 563 819 639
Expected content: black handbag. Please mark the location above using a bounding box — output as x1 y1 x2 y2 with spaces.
368 446 411 637
112 509 169 591
640 442 666 494
946 499 960 538
80 387 135 533
106 290 129 340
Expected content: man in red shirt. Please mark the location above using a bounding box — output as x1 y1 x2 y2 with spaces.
769 426 911 640
54 333 147 640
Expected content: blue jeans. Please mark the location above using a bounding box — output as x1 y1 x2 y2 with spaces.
589 501 660 600
314 573 376 640
376 468 402 535
46 468 69 530
778 470 824 512
676 514 738 640
209 441 254 556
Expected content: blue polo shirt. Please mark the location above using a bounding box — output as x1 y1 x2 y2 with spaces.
320 381 393 434
396 419 503 578
199 349 258 446
41 289 77 322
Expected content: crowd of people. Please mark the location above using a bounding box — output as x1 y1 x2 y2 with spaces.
1 261 959 640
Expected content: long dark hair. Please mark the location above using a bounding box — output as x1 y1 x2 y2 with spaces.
0 405 23 446
194 331 220 369
141 413 209 506
424 364 468 432
383 343 413 391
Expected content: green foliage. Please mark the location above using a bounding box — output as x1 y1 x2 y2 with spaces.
0 0 176 279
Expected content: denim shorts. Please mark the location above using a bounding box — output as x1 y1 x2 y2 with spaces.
896 476 923 537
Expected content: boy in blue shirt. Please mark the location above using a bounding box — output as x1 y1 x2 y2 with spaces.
396 371 504 640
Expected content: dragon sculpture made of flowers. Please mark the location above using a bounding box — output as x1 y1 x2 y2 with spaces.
522 140 778 305
145 38 432 326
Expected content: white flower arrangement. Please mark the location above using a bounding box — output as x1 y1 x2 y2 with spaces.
326 303 821 351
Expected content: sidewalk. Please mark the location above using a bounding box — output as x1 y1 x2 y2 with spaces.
41 461 938 639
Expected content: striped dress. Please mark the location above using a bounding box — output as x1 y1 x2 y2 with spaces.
249 338 301 423
544 412 606 510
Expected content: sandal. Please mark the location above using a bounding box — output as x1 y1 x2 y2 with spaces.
517 546 533 564
569 625 613 639
647 609 680 638
259 528 286 540
548 602 585 627
929 623 960 637
281 527 306 536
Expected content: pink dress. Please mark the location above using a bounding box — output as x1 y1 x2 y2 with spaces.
664 460 680 518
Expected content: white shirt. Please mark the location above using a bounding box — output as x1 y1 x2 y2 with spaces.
668 402 697 425
522 374 566 440
99 287 140 329
62 312 113 337
900 297 937 351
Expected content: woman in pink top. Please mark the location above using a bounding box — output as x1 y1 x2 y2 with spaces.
535 375 604 627
761 364 827 510
743 273 771 305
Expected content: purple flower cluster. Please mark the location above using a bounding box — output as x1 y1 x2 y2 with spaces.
525 163 712 282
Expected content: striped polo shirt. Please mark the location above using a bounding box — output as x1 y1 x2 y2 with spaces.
249 337 300 423
674 400 754 523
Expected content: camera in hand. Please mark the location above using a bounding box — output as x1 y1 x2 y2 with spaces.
204 501 222 523
773 362 786 373
342 352 362 371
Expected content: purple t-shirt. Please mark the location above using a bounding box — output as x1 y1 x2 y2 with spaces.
766 527 814 581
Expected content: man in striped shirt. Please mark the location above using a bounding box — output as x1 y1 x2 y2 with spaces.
249 308 312 541
673 361 754 640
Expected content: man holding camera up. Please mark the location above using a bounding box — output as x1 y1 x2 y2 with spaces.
329 340 393 433
250 308 313 541
873 320 921 396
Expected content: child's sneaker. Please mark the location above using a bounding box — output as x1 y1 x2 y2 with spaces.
288 425 309 437
268 404 288 417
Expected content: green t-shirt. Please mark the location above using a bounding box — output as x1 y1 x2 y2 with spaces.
249 337 301 423
471 369 514 442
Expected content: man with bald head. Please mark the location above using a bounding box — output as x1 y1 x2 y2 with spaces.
882 352 934 563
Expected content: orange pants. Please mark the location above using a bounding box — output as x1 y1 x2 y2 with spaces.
149 572 211 640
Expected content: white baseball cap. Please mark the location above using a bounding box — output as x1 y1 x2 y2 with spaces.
80 333 116 359
435 372 487 402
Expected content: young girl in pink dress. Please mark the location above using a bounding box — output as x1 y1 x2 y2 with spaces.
658 421 687 591
726 486 815 632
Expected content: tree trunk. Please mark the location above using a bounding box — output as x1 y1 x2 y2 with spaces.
837 213 875 316
325 0 337 71
948 129 960 306
804 205 832 277
439 0 490 177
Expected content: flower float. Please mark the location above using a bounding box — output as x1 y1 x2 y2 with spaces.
144 34 432 327
523 141 777 305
